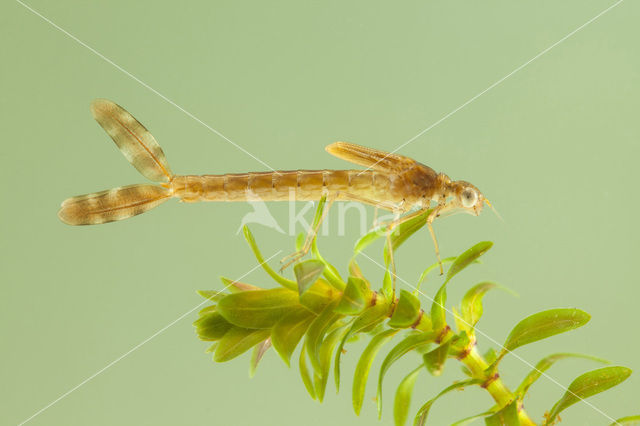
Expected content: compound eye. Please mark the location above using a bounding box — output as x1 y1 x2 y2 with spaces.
461 188 478 208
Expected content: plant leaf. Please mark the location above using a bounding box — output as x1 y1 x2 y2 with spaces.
334 295 392 391
415 256 456 293
242 225 297 291
336 276 371 315
394 366 423 426
305 298 343 372
193 311 232 341
414 379 483 426
515 353 609 398
546 366 632 424
449 331 472 359
353 329 399 415
311 235 346 291
446 241 493 283
197 289 226 302
430 284 450 334
460 281 499 330
308 196 345 293
382 268 394 299
389 290 421 329
220 276 263 292
484 348 498 365
299 277 339 314
217 288 300 329
214 327 271 362
299 340 317 400
383 209 431 265
249 338 271 378
484 400 520 426
315 323 350 402
294 259 325 296
377 331 437 418
423 340 451 376
271 307 316 366
353 224 388 257
611 415 640 425
451 410 496 426
502 308 591 354
295 231 305 251
431 242 493 332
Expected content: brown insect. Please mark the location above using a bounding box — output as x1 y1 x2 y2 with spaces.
59 99 494 272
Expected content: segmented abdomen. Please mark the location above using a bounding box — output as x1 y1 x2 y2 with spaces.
170 170 399 206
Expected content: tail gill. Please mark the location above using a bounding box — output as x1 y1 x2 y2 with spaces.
58 99 174 225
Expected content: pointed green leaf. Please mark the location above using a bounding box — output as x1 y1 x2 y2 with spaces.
193 311 232 341
484 400 519 426
414 379 483 426
484 348 498 365
446 241 493 283
294 259 325 296
197 289 226 302
451 410 495 426
383 209 431 265
353 329 399 415
449 331 472 359
353 224 388 257
413 312 432 332
311 233 346 291
515 353 609 398
377 331 437 418
217 288 300 329
415 256 457 293
503 309 591 353
460 281 499 329
431 242 493 332
336 276 371 315
611 415 640 425
430 284 449 333
271 307 315 366
220 277 263 292
243 225 297 291
382 268 394 299
299 341 317 400
460 365 473 377
315 323 350 402
305 298 343 372
214 327 271 362
389 290 421 329
198 305 217 315
546 366 632 424
348 258 366 279
423 340 451 376
305 197 336 293
394 366 423 426
299 277 339 314
249 338 271 378
334 295 392 391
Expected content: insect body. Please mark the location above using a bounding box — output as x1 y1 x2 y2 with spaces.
59 99 492 271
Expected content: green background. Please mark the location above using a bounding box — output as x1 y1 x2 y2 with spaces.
2 1 639 424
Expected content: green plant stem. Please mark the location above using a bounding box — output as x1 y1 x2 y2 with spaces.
462 346 536 425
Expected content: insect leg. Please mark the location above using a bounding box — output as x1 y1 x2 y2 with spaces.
280 194 337 271
280 192 399 271
426 205 445 275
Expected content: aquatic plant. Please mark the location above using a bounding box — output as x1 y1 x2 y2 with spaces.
194 201 637 425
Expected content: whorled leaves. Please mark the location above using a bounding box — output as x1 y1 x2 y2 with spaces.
193 207 633 426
